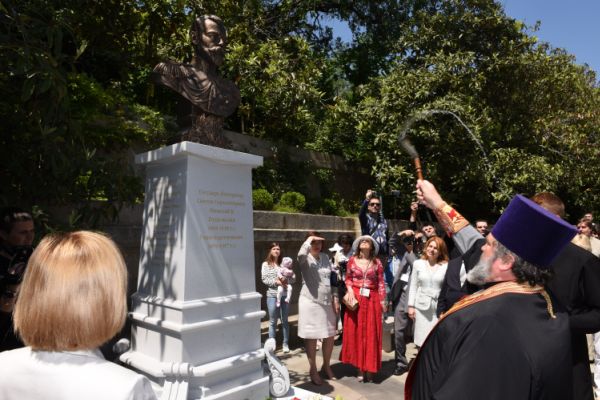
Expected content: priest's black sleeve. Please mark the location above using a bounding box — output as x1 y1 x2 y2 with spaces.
412 316 532 400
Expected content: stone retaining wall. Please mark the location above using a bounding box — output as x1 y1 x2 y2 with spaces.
222 129 372 200
95 207 409 317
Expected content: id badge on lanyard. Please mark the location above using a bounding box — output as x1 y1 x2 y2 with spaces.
360 260 373 297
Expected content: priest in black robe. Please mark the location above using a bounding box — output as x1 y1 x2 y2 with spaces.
405 180 577 400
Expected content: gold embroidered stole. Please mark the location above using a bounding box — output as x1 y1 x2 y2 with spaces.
440 281 554 321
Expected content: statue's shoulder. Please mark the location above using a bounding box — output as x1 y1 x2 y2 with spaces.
153 60 196 78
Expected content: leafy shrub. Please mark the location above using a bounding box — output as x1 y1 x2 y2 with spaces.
321 198 352 216
275 191 306 212
252 189 274 210
320 198 338 215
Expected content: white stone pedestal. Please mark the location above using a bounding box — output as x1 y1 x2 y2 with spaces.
121 142 269 400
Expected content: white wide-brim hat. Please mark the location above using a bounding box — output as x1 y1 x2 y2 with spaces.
329 243 343 253
351 235 379 257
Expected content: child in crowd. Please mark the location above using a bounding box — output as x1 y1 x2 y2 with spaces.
276 257 295 307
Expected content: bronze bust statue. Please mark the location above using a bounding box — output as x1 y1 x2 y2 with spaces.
152 15 240 147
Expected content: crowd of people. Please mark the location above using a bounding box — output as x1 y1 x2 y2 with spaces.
261 189 485 383
258 187 600 400
1 187 599 398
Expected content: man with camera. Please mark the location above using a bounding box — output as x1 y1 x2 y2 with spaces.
358 189 389 263
0 207 35 351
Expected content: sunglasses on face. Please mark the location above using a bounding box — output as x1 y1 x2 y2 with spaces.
369 203 380 207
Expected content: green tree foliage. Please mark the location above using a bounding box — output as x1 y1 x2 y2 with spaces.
228 37 326 144
1 0 598 224
0 0 174 225
345 0 600 219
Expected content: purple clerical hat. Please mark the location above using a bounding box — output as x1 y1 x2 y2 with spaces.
491 194 577 268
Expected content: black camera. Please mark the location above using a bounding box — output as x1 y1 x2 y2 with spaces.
402 235 415 245
338 259 348 273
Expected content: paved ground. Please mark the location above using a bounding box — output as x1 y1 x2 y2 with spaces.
263 317 417 400
274 338 417 400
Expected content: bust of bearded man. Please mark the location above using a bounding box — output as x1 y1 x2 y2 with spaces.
152 15 240 147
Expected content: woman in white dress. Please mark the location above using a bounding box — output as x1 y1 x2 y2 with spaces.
407 236 449 347
0 231 157 400
297 231 339 385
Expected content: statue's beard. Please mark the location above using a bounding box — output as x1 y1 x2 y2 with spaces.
466 254 493 286
201 46 225 67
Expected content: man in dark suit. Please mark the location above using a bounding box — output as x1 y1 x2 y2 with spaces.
436 237 485 316
0 207 35 351
531 192 600 400
386 230 417 375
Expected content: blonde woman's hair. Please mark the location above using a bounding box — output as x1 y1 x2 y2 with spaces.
14 231 128 351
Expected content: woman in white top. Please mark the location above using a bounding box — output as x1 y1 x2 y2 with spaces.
407 236 449 347
261 242 295 353
0 231 157 400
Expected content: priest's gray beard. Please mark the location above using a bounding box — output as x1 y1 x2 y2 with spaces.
466 254 494 285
